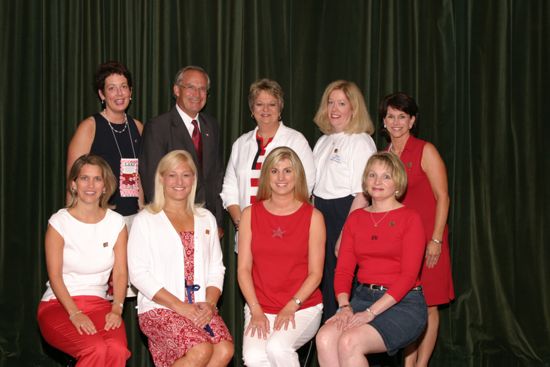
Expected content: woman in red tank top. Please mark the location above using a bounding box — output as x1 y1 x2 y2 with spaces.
238 146 325 367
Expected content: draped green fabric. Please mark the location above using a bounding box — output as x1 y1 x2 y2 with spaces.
1 0 548 366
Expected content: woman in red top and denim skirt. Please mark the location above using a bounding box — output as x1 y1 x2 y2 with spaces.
316 152 427 367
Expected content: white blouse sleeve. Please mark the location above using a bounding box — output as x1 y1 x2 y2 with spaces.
220 139 241 209
127 213 164 300
202 210 226 291
292 134 316 195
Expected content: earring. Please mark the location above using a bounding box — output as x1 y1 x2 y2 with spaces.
251 113 255 120
278 115 282 121
384 124 387 129
101 99 106 109
394 190 399 196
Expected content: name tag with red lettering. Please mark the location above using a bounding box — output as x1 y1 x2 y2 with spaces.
119 158 139 197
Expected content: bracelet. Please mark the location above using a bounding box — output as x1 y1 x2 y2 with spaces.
112 301 124 310
366 308 377 317
336 304 351 313
69 310 83 319
431 238 443 245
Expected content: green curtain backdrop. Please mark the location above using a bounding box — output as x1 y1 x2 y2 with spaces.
1 0 549 366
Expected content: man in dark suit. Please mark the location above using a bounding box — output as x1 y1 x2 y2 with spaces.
140 66 224 231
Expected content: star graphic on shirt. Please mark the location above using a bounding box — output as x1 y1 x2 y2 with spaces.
272 227 285 238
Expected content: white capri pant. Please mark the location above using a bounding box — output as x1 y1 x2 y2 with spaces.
242 303 323 367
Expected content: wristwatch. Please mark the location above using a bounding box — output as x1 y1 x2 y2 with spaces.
292 297 302 306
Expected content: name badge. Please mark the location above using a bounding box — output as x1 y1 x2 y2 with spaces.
119 158 139 197
330 153 342 164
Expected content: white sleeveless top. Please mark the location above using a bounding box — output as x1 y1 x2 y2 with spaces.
41 208 125 301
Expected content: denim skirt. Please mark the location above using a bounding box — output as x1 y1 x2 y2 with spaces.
349 284 427 355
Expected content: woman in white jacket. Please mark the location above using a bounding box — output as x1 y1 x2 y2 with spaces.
128 150 233 367
220 79 315 251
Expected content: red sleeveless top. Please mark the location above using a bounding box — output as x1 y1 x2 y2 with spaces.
250 201 322 313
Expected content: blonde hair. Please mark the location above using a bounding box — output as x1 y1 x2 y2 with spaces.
147 150 198 214
314 80 374 135
362 152 407 200
256 147 310 203
67 154 116 209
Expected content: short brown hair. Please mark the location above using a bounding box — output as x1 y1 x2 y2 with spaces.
248 79 284 113
94 61 133 100
362 152 407 200
314 80 374 135
67 154 116 209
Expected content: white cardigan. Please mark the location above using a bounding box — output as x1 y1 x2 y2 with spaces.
128 207 225 314
220 122 316 210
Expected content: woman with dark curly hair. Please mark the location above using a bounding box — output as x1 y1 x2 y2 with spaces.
67 61 143 227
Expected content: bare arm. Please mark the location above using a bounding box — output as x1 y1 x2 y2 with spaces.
134 118 144 135
45 225 97 335
421 143 450 268
66 117 95 204
105 227 128 330
237 207 270 339
45 225 79 316
227 204 242 230
274 209 325 331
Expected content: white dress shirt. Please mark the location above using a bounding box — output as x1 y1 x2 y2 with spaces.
313 132 377 199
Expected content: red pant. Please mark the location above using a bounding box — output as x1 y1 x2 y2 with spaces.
37 296 130 367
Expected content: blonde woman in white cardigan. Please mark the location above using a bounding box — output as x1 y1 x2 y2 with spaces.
128 150 233 367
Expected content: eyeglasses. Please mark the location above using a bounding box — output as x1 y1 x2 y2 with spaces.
179 84 208 95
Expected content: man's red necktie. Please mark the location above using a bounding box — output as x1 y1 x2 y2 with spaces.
191 119 202 164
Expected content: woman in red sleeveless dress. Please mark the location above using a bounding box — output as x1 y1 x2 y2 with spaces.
381 92 455 367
